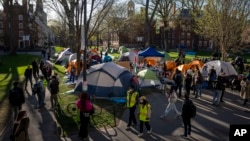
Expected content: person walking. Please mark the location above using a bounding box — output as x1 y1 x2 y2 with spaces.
9 81 25 119
181 94 193 138
76 92 93 140
208 66 217 89
31 59 39 79
24 66 33 90
10 110 30 141
69 66 76 83
240 78 250 105
125 85 139 129
36 75 45 109
160 86 181 119
137 96 152 137
49 75 59 110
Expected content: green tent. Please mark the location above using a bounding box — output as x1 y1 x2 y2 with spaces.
137 69 161 87
118 46 129 54
164 52 170 60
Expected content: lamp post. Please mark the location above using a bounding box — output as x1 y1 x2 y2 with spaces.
82 0 88 92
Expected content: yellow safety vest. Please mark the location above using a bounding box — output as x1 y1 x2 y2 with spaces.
126 91 138 108
139 103 151 122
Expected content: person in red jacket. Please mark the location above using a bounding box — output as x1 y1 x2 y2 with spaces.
76 92 93 140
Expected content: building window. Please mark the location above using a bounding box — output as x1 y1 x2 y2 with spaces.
199 41 202 46
181 40 185 45
172 40 175 46
187 33 190 38
0 22 3 28
187 40 190 47
181 32 185 38
204 41 207 47
19 31 23 37
19 23 23 29
19 15 23 20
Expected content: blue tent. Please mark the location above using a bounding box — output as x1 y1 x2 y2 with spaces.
138 47 164 57
74 62 138 98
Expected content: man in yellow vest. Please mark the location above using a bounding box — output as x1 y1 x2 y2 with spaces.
138 96 152 137
125 85 139 130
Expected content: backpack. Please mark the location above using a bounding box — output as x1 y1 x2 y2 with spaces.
9 88 21 106
32 83 41 95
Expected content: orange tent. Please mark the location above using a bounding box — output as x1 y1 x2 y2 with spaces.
176 64 191 73
188 60 204 70
165 61 176 71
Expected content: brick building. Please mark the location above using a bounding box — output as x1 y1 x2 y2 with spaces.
1 0 54 51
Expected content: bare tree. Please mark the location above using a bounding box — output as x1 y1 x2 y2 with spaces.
155 0 178 51
135 0 160 47
194 0 250 60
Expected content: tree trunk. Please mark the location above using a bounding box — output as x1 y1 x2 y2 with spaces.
193 34 199 51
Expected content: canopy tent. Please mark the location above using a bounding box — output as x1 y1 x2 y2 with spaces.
137 68 161 87
74 62 137 98
202 60 238 76
189 60 204 69
138 47 164 57
176 64 192 73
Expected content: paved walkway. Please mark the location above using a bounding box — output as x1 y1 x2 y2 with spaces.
62 89 250 141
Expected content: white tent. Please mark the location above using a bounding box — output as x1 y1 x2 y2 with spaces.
118 51 139 63
55 48 72 64
202 60 237 76
68 53 84 62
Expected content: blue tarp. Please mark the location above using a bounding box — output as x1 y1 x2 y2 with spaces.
138 47 164 57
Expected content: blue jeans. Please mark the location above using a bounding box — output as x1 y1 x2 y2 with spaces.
195 84 202 97
212 90 221 105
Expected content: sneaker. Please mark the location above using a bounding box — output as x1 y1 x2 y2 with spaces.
160 116 166 119
147 128 152 134
138 133 143 137
126 126 130 130
180 135 188 138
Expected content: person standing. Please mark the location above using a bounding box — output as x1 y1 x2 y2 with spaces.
76 92 93 140
211 76 222 106
181 94 193 138
194 69 203 98
138 96 152 137
24 66 32 89
173 69 183 98
240 78 250 105
125 85 139 130
220 72 227 102
36 75 45 109
208 66 217 89
49 75 59 110
184 73 192 96
69 66 76 83
160 86 181 119
9 81 25 119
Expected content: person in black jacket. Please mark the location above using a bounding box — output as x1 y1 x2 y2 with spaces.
9 81 25 119
49 75 59 110
24 66 32 89
181 94 193 138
